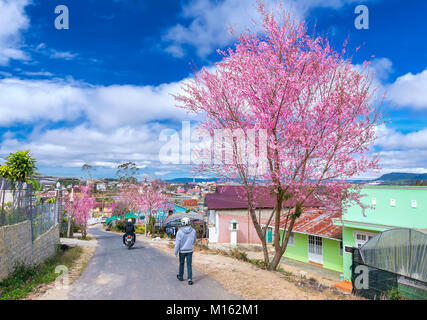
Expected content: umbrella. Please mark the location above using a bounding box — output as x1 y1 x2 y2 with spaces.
165 212 205 225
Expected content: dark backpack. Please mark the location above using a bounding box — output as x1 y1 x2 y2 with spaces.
125 222 134 234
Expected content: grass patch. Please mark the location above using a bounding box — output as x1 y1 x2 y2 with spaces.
77 235 93 241
276 266 294 276
0 246 83 300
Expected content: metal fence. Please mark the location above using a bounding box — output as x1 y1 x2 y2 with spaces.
0 179 61 241
30 202 60 240
0 179 32 227
351 248 427 300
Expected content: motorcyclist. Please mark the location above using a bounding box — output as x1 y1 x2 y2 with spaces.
123 218 136 245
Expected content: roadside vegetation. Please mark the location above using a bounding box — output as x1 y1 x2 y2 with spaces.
213 248 344 295
171 240 350 298
0 246 82 300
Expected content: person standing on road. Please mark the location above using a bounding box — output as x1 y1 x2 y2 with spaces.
174 217 196 285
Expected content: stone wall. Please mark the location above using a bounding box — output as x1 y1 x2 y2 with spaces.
0 221 59 281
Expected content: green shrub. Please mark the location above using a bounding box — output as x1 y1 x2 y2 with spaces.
228 248 249 262
386 288 401 300
249 259 268 269
72 223 80 233
112 220 125 232
135 225 145 234
0 247 83 300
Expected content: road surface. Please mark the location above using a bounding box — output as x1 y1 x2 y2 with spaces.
66 225 241 300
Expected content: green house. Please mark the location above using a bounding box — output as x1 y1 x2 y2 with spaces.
271 208 344 273
333 185 427 281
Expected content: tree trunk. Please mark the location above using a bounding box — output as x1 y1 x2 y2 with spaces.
247 207 269 264
268 210 297 271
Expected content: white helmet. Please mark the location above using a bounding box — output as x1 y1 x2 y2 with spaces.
181 217 190 226
128 218 132 223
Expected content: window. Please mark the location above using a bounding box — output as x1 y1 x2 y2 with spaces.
339 241 343 256
354 231 376 248
356 234 366 241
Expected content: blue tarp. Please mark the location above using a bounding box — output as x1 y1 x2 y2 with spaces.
105 203 187 224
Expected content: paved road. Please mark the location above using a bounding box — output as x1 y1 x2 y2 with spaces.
67 226 240 300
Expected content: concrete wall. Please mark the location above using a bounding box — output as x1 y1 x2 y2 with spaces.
344 187 427 229
283 232 309 263
323 238 343 272
281 231 344 273
212 209 273 244
0 221 59 281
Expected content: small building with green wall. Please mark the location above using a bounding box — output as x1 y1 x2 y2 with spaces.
333 185 427 281
268 208 344 273
280 231 344 272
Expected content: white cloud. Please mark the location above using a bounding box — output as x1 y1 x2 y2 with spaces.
370 57 393 81
0 78 88 126
86 82 191 129
0 124 168 168
0 0 31 65
0 74 201 173
386 69 427 109
34 43 78 61
0 77 193 128
154 171 171 176
365 125 427 177
162 0 370 58
20 71 54 77
376 126 427 150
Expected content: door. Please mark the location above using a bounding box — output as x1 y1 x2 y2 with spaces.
267 228 273 243
264 227 273 243
308 235 323 264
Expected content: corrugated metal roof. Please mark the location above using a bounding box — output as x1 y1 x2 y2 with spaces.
205 185 320 210
280 208 343 240
182 199 199 207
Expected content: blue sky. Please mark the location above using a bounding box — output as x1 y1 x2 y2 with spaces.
0 0 426 180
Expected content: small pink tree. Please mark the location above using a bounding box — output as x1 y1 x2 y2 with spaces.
118 182 169 237
174 4 384 270
64 184 95 239
138 183 169 237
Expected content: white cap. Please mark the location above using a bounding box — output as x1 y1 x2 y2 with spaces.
128 218 132 223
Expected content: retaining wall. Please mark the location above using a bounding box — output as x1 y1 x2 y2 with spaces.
0 221 59 280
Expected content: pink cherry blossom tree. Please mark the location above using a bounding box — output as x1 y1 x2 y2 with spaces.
174 4 384 270
138 183 169 237
119 182 169 237
64 184 95 239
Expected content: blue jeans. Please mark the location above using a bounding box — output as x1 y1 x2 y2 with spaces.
178 252 193 281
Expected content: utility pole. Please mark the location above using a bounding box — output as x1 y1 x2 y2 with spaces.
67 187 74 238
55 181 61 224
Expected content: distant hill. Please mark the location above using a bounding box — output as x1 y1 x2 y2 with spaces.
374 172 427 181
371 172 427 186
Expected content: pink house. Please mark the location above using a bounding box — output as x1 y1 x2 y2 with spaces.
205 185 322 247
205 185 276 245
